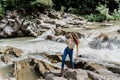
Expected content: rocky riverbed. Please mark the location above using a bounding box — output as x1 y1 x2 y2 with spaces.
0 11 120 80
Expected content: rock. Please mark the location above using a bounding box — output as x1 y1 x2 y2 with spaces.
39 29 55 39
45 53 62 63
74 58 120 80
17 30 24 37
11 47 23 57
30 31 38 37
107 66 120 74
76 32 84 38
54 29 66 36
3 25 14 36
44 19 56 24
1 19 8 23
66 19 85 25
40 23 56 29
55 20 66 27
32 58 60 75
48 11 62 19
1 55 10 64
117 29 120 33
37 61 48 75
46 35 54 40
0 23 6 29
96 33 109 42
0 31 7 38
8 19 15 23
36 19 41 24
63 24 74 28
63 69 89 80
87 71 107 80
54 35 66 43
100 23 113 27
45 73 67 80
4 46 23 57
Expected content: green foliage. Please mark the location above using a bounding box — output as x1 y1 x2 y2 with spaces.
68 7 79 14
30 0 53 8
96 5 114 20
85 14 105 22
96 5 109 16
0 0 120 22
60 6 66 13
0 4 4 17
112 9 120 20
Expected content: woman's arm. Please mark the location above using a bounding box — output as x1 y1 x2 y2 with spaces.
76 44 78 57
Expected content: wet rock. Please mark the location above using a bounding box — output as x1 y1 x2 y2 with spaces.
76 32 84 38
4 46 23 57
17 30 24 37
117 29 120 33
45 73 67 80
34 59 60 75
12 48 23 57
63 69 89 80
48 11 62 19
39 29 55 39
36 19 41 24
1 18 8 23
1 55 10 64
8 19 15 23
100 23 113 27
55 20 66 27
45 53 62 63
13 60 31 79
0 23 6 29
66 20 84 25
54 35 66 43
43 23 56 29
107 66 120 74
46 35 54 40
87 71 107 80
44 19 56 24
3 25 14 36
54 29 66 36
0 31 7 38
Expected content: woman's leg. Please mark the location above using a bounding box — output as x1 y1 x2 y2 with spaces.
68 50 74 69
61 48 67 71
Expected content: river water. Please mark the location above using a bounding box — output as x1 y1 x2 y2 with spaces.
0 21 120 80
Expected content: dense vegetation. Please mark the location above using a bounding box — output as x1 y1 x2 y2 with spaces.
0 0 120 22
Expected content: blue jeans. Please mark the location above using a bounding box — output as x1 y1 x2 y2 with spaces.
61 47 74 69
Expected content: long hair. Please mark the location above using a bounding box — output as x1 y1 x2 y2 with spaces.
71 32 80 45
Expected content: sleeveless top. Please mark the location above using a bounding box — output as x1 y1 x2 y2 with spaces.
67 39 75 49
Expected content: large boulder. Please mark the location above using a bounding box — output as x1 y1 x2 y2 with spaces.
3 25 14 37
1 46 23 57
33 59 60 75
63 69 89 80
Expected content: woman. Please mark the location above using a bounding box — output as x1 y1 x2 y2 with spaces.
61 32 79 72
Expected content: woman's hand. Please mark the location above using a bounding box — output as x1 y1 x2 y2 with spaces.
76 53 78 58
